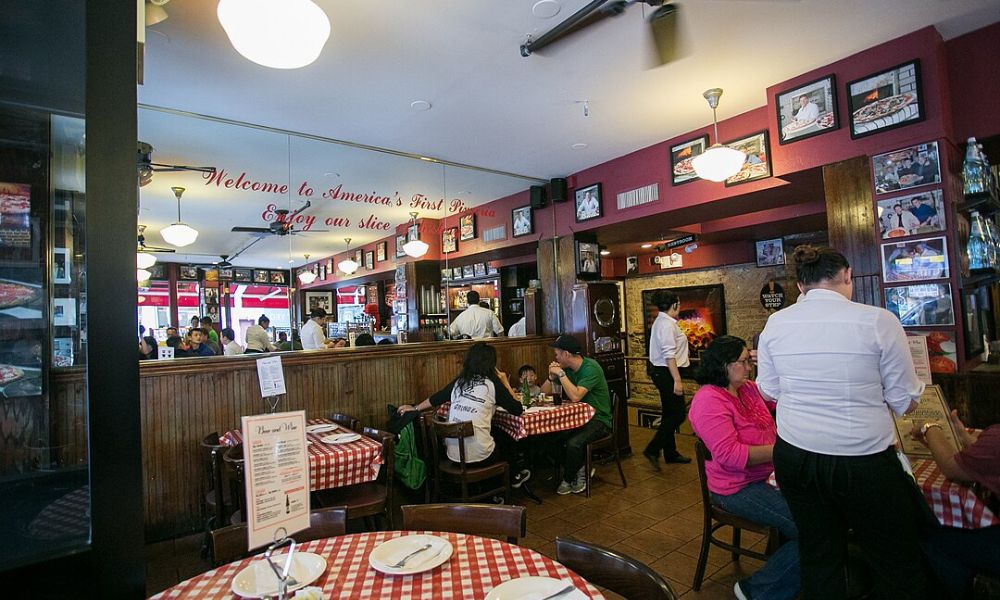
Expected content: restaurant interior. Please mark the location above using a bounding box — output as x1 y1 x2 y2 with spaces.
2 0 1000 597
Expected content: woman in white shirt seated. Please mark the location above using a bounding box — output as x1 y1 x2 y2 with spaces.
397 342 530 486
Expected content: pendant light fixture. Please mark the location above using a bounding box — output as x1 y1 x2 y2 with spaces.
217 0 331 70
160 186 199 247
402 212 429 258
691 88 747 182
337 238 359 275
137 268 152 282
297 254 317 284
136 250 157 270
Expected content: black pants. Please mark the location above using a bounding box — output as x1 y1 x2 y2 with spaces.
644 366 686 459
773 436 928 600
923 523 1000 598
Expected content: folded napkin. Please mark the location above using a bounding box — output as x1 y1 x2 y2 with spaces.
321 433 360 444
380 536 449 570
524 406 558 413
518 579 582 600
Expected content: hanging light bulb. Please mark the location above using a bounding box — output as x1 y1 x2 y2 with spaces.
297 254 317 284
217 0 331 69
691 88 747 182
402 212 429 258
337 238 359 275
136 251 157 269
160 186 199 247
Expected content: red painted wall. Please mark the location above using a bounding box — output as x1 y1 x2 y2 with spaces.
946 22 1000 141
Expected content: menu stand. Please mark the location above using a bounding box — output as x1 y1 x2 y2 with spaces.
263 533 296 600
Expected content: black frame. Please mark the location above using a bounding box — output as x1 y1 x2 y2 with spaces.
884 283 955 328
253 269 270 283
395 234 407 258
724 130 772 187
575 240 601 278
459 213 476 241
365 250 374 270
269 270 286 285
376 241 387 262
847 59 925 140
775 74 839 145
442 227 458 253
670 134 709 185
511 205 533 237
871 141 941 196
755 238 785 267
233 267 252 282
407 223 419 243
178 265 199 280
574 183 603 222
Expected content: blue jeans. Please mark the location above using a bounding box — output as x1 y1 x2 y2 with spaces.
712 481 800 600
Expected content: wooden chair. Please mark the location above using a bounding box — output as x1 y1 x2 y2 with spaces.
584 392 627 497
315 427 395 529
429 417 510 504
209 507 347 566
414 411 437 502
555 537 678 600
202 432 231 530
328 413 360 431
223 442 246 525
400 503 526 544
692 438 777 591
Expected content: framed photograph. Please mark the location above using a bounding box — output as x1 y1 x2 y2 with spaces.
365 250 374 270
575 241 601 277
351 249 361 266
441 268 451 281
377 241 387 262
453 267 463 280
442 227 458 253
755 238 785 267
269 270 286 285
512 206 533 237
147 263 167 280
847 59 924 139
776 75 839 144
53 247 71 284
305 291 333 313
487 264 499 275
642 284 726 359
670 135 709 185
724 131 772 186
203 268 219 282
626 256 639 275
53 298 76 327
395 234 407 258
318 265 326 280
885 283 955 327
53 337 74 368
462 265 474 279
253 269 270 283
460 214 476 241
909 331 958 374
233 268 252 282
877 189 945 239
575 184 603 222
871 141 940 195
881 236 949 283
326 259 333 279
218 267 234 280
203 287 219 305
474 263 487 278
179 265 199 280
407 223 420 243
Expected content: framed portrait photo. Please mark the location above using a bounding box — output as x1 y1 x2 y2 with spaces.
626 256 639 275
354 249 362 266
459 214 476 241
670 135 708 185
253 269 270 283
53 247 71 284
395 234 407 258
407 223 420 243
305 291 333 313
725 131 772 186
885 283 955 328
318 265 326 280
453 267 463 280
575 183 603 222
326 259 334 279
877 189 945 240
847 60 924 139
871 141 941 195
269 270 286 285
512 205 533 237
881 236 949 283
218 267 234 280
474 263 487 278
365 250 374 270
233 268 252 282
179 265 200 280
442 227 458 253
376 241 387 262
755 238 785 267
575 240 601 278
462 264 474 279
775 74 839 144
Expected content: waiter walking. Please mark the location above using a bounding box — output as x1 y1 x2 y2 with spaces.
643 291 692 468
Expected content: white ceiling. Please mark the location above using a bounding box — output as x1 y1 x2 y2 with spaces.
138 0 1000 268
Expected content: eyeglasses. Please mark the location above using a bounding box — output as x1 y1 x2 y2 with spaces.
729 358 752 367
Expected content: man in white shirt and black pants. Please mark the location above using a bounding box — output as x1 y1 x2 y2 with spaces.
449 290 503 339
757 245 926 600
301 307 335 350
643 291 692 468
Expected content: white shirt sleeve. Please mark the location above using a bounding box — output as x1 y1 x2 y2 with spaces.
492 313 504 336
755 323 780 401
875 310 925 415
661 321 678 360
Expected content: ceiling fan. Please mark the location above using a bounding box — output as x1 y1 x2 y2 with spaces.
230 200 329 236
137 224 175 253
137 141 216 188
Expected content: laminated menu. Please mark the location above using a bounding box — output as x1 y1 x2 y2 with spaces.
891 385 961 457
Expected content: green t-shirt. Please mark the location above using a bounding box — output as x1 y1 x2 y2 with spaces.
565 357 612 428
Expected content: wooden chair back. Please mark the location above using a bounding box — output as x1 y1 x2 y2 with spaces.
201 432 227 527
401 503 526 544
223 442 246 523
328 413 360 432
555 537 678 600
292 506 347 543
430 418 475 470
209 507 348 566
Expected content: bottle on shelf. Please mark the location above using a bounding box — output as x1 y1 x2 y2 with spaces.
983 215 1000 268
963 137 986 196
968 210 990 270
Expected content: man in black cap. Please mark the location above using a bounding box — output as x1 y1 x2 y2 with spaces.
301 307 335 349
540 334 613 494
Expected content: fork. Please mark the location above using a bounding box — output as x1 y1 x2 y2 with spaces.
538 583 576 600
388 543 432 568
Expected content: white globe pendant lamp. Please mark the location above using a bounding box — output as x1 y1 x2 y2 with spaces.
691 88 747 183
402 212 429 258
298 254 317 285
337 238 359 275
136 250 157 269
137 268 152 282
217 0 331 70
160 186 199 247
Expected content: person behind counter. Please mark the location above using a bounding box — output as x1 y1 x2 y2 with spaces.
301 307 336 349
279 332 303 351
244 314 277 354
449 290 503 339
221 328 243 356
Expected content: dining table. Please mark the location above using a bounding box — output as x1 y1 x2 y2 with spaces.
220 419 383 492
911 457 999 529
437 399 596 441
150 530 605 599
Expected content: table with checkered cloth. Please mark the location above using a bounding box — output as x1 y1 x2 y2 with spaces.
911 457 999 529
219 419 383 492
436 401 596 441
152 530 605 599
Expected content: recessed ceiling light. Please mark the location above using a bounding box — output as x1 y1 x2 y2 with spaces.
600 250 611 256
410 100 432 111
571 142 588 150
532 0 561 19
641 243 653 249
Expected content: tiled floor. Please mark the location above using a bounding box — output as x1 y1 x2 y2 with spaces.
146 425 768 598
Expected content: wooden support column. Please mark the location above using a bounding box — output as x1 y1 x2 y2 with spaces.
537 236 577 335
823 156 881 306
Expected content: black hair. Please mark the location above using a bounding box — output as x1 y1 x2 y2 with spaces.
310 307 327 318
652 291 679 311
190 327 207 336
457 342 496 389
893 204 902 210
140 324 146 335
376 338 394 345
221 327 236 341
694 335 748 387
354 333 376 346
518 364 536 377
258 314 270 326
166 335 183 348
467 290 481 305
278 331 288 340
200 316 213 325
793 245 851 286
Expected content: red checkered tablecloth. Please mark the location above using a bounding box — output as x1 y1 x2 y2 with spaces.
436 402 595 441
911 457 999 530
151 530 605 599
220 419 383 492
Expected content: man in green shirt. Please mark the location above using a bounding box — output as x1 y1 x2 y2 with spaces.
540 335 613 494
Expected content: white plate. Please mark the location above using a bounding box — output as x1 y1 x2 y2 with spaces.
369 535 453 575
230 552 326 599
485 577 586 600
305 423 338 434
320 433 361 444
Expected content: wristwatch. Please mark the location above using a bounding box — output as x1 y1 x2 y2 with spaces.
920 422 943 436
557 371 566 379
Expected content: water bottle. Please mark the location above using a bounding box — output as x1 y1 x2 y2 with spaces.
521 381 532 408
963 137 985 195
984 215 1000 268
968 210 989 270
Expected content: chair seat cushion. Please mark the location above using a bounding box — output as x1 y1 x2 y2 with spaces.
315 483 387 518
438 460 507 482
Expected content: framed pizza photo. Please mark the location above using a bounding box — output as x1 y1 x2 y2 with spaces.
376 241 387 262
460 214 476 241
442 227 458 253
847 59 924 139
365 251 374 270
775 74 839 145
670 135 708 185
395 234 407 258
724 131 772 186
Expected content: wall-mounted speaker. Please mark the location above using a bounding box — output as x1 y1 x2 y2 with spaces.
550 178 568 203
530 185 547 208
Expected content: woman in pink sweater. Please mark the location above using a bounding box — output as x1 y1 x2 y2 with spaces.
689 335 800 600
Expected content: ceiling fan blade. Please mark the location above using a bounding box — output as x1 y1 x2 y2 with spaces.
231 226 272 233
648 3 685 66
147 247 177 253
149 163 217 174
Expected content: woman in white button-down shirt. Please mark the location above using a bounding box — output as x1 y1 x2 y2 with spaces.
757 245 926 600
